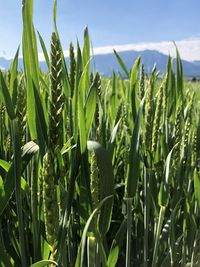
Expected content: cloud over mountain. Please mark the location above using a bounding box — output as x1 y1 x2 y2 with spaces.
52 37 200 63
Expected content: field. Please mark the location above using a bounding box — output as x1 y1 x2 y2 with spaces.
0 1 200 267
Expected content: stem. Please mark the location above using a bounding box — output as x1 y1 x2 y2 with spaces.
87 236 96 267
182 234 186 267
152 206 166 267
191 230 198 267
31 156 40 261
125 198 133 267
12 120 27 267
94 229 107 267
144 166 149 267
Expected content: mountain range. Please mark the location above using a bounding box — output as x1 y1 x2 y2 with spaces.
1 49 200 78
92 50 200 77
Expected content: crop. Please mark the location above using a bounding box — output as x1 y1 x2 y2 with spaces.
0 0 200 266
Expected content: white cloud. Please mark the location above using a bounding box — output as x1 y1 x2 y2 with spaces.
37 37 200 62
38 52 45 62
38 50 69 61
90 38 200 62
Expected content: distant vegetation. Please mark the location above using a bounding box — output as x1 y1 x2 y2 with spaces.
0 1 200 267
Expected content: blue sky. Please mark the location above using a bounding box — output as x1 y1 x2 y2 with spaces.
0 0 200 60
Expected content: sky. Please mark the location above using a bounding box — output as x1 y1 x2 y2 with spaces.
0 0 200 61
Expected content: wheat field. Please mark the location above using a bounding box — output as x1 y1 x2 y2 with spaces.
0 1 200 267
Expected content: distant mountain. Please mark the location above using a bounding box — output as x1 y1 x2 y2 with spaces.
92 50 200 77
0 57 12 70
193 60 200 66
1 50 200 77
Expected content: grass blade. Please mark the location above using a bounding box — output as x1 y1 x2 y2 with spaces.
0 141 39 216
75 196 112 267
87 141 114 237
37 31 50 70
114 49 129 78
0 71 16 120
